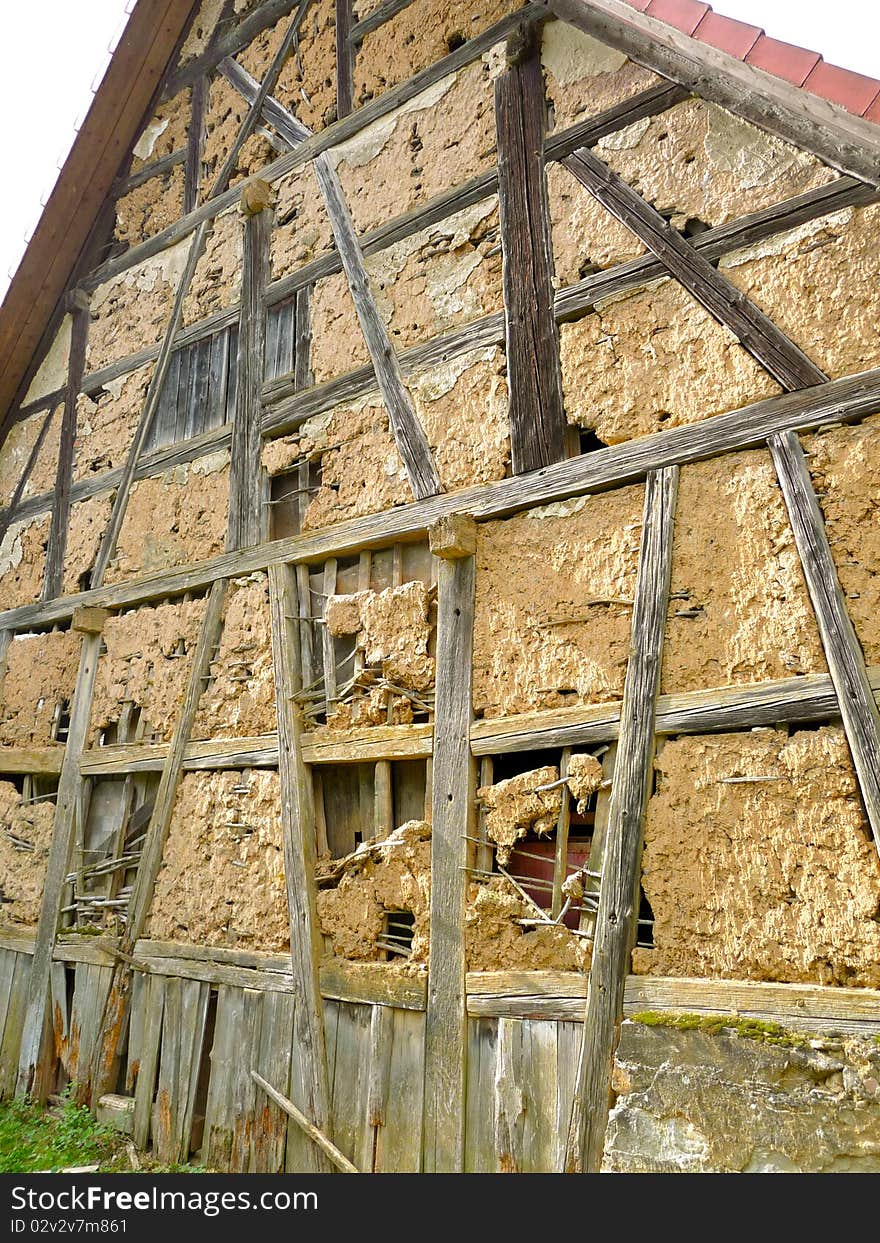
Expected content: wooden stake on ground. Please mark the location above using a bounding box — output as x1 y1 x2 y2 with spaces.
565 466 678 1173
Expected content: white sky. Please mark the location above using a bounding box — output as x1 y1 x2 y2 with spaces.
0 0 878 301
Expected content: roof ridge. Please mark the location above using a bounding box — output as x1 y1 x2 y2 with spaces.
623 0 880 122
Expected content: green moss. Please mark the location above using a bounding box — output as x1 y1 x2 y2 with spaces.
630 1010 809 1049
0 1088 200 1173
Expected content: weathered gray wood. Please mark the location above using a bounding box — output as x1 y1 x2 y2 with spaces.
0 954 32 1099
229 987 262 1172
335 0 354 119
350 0 413 42
228 205 272 551
494 1016 525 1172
373 759 393 841
375 1007 424 1171
88 582 226 1105
545 0 880 189
132 972 164 1149
184 78 206 215
268 561 332 1171
496 23 566 474
566 465 678 1173
252 989 296 1171
43 301 89 600
5 365 880 636
464 1017 498 1172
551 748 572 918
320 558 338 705
770 430 880 856
423 549 476 1171
254 1069 359 1172
563 144 827 391
520 1019 557 1172
16 628 102 1096
167 0 305 95
91 221 210 588
203 984 239 1167
115 148 187 198
84 5 544 294
312 153 440 499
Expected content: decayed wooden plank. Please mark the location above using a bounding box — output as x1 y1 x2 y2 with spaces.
252 990 296 1172
268 561 332 1171
494 1016 525 1173
545 0 880 189
42 297 89 601
1 955 33 1100
204 984 240 1168
520 1019 557 1173
184 77 206 215
770 430 880 855
88 582 227 1105
335 0 354 119
254 1069 359 1173
375 1007 424 1172
16 628 102 1097
464 1017 498 1172
132 972 165 1150
495 22 566 474
329 1000 371 1165
359 1003 393 1172
227 201 271 551
566 465 678 1174
229 987 263 1172
562 144 827 392
423 527 476 1172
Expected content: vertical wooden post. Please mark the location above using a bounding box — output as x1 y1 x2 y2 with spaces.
228 196 272 551
184 76 207 215
43 292 89 600
17 611 106 1096
565 466 678 1173
89 582 227 1105
423 514 477 1172
335 0 354 120
495 21 566 473
268 561 332 1173
551 747 572 918
770 431 880 855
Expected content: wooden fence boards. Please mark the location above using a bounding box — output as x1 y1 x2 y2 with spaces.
0 952 31 1099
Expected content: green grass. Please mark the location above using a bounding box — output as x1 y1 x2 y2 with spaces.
0 1089 196 1173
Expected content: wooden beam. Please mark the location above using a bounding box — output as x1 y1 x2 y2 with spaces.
423 544 476 1171
166 0 306 94
565 465 677 1173
543 0 880 189
42 298 90 600
562 144 827 391
16 626 104 1096
183 78 206 215
495 22 566 473
252 1070 359 1172
350 0 414 43
335 0 354 120
769 431 880 856
82 5 545 295
227 199 271 551
88 581 227 1105
91 220 209 587
268 561 332 1173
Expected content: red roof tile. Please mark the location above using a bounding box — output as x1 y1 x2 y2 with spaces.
694 11 762 59
804 60 880 114
745 34 821 86
617 0 880 123
863 90 880 125
645 0 710 35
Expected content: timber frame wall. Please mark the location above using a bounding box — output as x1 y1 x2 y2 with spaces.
1 0 880 1172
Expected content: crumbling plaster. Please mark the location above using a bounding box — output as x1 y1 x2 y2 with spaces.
0 782 55 930
636 727 880 988
193 573 277 740
0 630 80 748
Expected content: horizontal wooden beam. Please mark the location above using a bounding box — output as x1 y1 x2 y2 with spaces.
3 363 879 633
544 0 880 188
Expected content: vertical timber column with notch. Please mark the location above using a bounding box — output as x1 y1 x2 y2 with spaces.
228 187 272 551
43 293 90 600
184 76 207 215
423 513 477 1172
495 20 567 473
268 561 332 1173
770 431 880 855
565 465 678 1173
89 581 227 1105
17 607 108 1097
